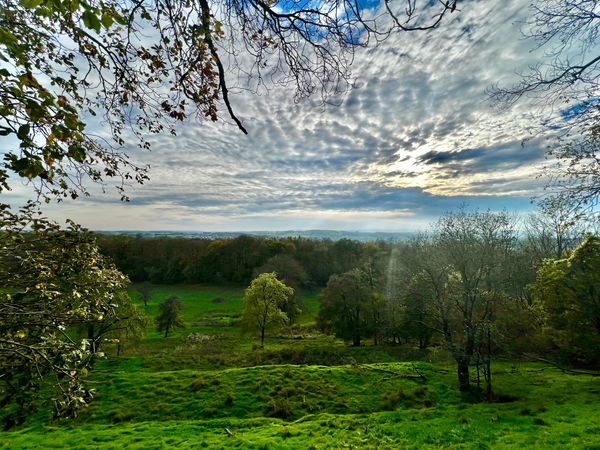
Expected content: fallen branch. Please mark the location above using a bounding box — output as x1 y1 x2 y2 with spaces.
524 354 600 376
358 364 427 381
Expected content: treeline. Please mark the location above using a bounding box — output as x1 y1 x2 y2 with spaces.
314 208 600 396
97 207 600 397
96 234 387 287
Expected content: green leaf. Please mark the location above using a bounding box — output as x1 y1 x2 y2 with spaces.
82 9 101 34
68 145 86 163
25 100 46 122
140 9 152 21
17 124 30 140
10 157 32 172
113 12 128 26
22 160 45 179
20 0 44 8
101 12 113 29
0 28 18 47
63 114 79 130
0 127 11 136
68 0 80 13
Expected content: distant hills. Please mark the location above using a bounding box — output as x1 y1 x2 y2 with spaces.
95 229 416 242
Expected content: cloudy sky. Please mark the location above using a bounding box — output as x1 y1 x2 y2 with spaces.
8 0 564 231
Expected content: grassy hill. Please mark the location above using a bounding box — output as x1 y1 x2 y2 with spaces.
2 285 599 449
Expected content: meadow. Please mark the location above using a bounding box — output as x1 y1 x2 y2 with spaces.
2 285 600 449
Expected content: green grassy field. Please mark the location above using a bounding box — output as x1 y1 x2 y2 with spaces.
2 284 600 449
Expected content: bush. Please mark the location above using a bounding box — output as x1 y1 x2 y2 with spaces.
224 393 235 406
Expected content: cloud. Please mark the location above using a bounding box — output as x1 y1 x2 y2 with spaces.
5 0 557 231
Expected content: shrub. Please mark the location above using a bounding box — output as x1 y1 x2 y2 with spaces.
224 393 235 406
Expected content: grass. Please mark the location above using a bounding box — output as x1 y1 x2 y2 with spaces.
2 284 600 448
3 363 600 448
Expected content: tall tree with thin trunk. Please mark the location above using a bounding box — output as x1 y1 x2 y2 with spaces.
434 209 516 393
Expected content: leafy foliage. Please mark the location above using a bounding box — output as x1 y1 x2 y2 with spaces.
0 202 129 427
317 269 382 346
530 236 600 367
253 254 308 323
97 233 391 287
242 272 293 346
80 294 149 356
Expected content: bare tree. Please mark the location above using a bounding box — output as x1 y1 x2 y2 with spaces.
137 281 153 308
435 210 516 393
541 126 600 213
524 199 585 261
490 1 600 111
489 1 600 214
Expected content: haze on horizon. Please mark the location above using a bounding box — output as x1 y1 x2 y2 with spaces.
5 1 559 231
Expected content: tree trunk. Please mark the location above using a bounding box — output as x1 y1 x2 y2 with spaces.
484 327 493 400
87 324 96 353
164 325 169 338
260 327 265 347
484 359 492 400
352 335 361 347
457 358 470 391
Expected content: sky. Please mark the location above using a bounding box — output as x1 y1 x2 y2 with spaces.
6 0 566 231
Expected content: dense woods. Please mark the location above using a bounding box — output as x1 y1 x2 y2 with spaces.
96 233 374 286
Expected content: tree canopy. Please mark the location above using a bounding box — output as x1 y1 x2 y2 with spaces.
530 235 600 367
0 203 131 427
317 268 381 347
242 272 293 347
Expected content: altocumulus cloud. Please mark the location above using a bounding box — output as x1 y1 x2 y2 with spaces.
9 0 559 230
